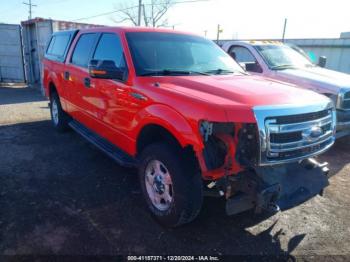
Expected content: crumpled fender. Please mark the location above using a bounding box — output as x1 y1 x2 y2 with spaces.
132 104 204 154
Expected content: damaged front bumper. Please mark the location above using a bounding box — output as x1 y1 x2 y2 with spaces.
222 158 330 216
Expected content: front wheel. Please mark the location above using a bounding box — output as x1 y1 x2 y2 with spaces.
139 142 203 227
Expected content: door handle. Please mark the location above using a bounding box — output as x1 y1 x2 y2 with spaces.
130 92 147 101
64 71 70 80
84 77 91 88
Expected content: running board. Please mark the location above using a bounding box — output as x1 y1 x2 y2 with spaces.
69 120 138 168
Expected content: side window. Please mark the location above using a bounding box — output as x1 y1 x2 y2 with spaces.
229 46 263 73
230 46 256 63
93 33 125 68
46 36 56 54
71 33 98 67
46 34 71 59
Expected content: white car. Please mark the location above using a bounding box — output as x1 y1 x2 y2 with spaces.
221 40 350 138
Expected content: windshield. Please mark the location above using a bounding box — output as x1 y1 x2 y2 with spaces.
255 44 313 69
126 32 244 76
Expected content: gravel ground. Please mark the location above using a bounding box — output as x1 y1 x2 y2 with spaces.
0 86 349 258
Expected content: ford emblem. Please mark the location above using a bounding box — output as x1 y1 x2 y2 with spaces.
302 126 323 142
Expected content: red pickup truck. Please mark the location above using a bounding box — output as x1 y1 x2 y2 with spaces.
43 27 336 227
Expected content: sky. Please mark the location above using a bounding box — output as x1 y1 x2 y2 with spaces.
0 0 349 40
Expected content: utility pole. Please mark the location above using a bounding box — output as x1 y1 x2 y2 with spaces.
23 0 37 20
216 24 223 43
282 18 287 42
137 0 142 26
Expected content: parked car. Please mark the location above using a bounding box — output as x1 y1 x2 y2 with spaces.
43 28 335 227
221 40 350 138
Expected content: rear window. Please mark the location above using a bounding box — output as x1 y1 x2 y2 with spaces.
46 34 71 60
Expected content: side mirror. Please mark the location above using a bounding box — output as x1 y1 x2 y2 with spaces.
245 62 263 73
88 59 126 80
318 56 327 68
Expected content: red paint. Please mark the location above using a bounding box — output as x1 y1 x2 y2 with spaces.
43 27 326 180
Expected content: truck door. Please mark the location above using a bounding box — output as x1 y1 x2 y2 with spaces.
88 32 133 152
64 33 100 129
228 45 263 74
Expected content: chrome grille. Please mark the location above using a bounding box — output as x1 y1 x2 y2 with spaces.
343 100 350 109
344 91 350 100
343 91 350 109
253 102 336 165
273 110 329 124
266 110 333 161
339 90 350 110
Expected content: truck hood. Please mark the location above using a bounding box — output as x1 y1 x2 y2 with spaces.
160 74 328 107
275 66 350 94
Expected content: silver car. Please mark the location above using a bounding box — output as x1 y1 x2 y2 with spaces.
221 40 350 138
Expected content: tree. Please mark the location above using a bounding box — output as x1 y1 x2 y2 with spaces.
112 0 174 28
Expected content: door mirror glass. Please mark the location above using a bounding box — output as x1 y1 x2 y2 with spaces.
244 62 263 73
318 56 327 68
88 59 126 80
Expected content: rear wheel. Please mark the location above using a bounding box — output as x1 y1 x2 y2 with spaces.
50 92 70 132
139 142 203 227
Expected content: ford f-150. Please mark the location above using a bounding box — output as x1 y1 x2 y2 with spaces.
43 28 336 227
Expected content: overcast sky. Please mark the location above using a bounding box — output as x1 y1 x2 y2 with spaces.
1 0 349 39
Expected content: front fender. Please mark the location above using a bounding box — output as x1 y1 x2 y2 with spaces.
132 104 204 153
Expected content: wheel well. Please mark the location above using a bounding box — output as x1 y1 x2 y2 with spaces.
136 124 199 171
49 82 57 98
137 125 181 154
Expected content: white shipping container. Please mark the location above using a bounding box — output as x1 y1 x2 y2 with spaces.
0 24 25 82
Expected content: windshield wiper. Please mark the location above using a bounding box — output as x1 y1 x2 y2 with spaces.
204 69 235 75
271 64 295 70
140 69 210 76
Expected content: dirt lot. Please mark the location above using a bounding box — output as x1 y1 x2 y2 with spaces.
0 86 349 257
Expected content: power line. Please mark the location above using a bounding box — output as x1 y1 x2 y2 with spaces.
23 0 37 20
72 5 139 22
71 0 210 22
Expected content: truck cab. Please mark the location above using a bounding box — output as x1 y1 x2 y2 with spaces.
221 40 350 138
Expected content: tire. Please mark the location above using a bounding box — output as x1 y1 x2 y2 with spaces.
139 142 203 227
50 92 70 132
